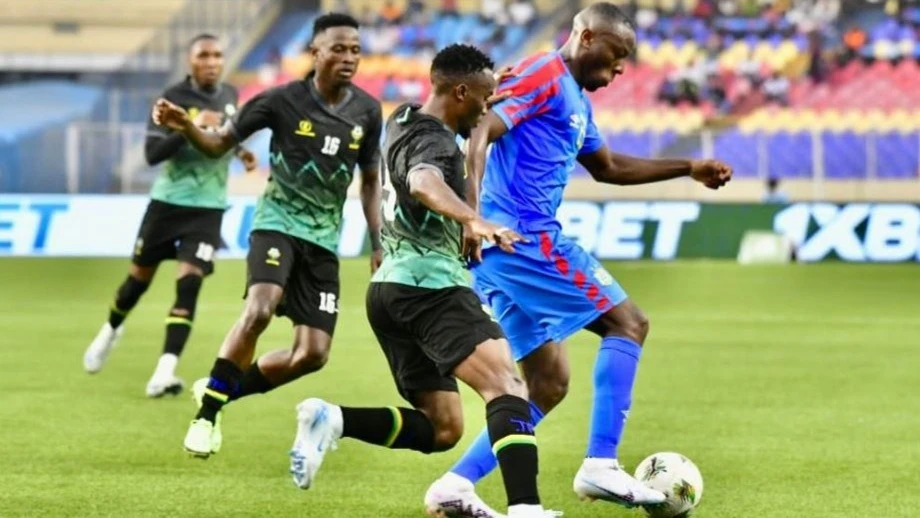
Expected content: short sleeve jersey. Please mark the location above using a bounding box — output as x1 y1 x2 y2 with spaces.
230 74 382 252
481 52 604 233
148 78 239 209
371 104 469 289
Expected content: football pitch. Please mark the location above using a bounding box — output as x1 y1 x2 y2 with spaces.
1 258 917 517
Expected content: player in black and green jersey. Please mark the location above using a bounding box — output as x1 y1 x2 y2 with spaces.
286 44 554 518
83 34 258 399
152 14 384 458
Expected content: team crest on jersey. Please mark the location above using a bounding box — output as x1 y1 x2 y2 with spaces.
348 125 364 150
593 266 613 286
134 238 144 256
187 107 200 121
266 247 281 266
480 304 497 322
225 104 236 116
295 119 316 137
570 113 587 148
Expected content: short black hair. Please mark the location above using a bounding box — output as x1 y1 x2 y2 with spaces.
578 2 636 32
312 13 360 41
188 33 219 51
430 44 495 93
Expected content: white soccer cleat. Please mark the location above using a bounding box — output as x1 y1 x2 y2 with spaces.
145 374 184 398
573 458 666 507
184 418 215 459
424 472 506 517
289 398 342 490
507 504 563 517
83 323 123 374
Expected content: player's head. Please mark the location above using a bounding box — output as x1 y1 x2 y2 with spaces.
430 44 496 139
309 13 361 87
566 2 636 92
188 34 223 89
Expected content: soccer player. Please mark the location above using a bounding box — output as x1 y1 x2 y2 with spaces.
287 44 556 518
425 3 733 515
82 34 258 398
151 14 384 458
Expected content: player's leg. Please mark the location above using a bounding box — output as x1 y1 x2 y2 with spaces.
147 213 221 396
145 262 204 397
183 231 292 458
231 239 339 399
288 282 453 489
83 204 167 374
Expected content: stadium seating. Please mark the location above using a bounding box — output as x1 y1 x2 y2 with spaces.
0 0 184 55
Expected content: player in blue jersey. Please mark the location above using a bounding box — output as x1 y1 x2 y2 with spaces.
424 3 732 516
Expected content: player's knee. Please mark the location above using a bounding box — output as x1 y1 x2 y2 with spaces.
496 372 528 400
625 310 650 345
240 302 273 335
431 420 463 452
290 342 330 375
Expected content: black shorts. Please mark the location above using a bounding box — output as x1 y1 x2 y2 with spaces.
132 200 224 275
247 230 340 333
366 282 505 404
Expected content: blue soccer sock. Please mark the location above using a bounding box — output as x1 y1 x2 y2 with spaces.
586 336 642 459
450 401 545 484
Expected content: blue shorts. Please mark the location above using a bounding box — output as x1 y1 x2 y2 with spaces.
472 230 628 361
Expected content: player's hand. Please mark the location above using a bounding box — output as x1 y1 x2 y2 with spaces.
152 98 190 132
690 159 732 190
493 65 515 84
238 148 258 172
462 222 484 263
468 218 527 254
486 89 513 108
370 248 383 274
193 109 223 130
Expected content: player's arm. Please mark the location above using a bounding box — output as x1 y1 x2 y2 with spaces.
465 111 509 202
234 145 258 172
578 148 732 189
144 93 186 166
152 99 238 158
408 166 524 253
359 107 384 271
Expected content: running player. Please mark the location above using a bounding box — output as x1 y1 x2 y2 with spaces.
82 34 258 398
288 43 557 518
151 13 384 458
425 3 733 515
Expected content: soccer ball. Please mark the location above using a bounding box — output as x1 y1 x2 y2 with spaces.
633 452 704 518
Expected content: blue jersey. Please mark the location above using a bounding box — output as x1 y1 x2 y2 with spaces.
480 51 604 233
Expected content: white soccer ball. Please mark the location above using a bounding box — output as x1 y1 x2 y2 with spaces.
634 452 704 518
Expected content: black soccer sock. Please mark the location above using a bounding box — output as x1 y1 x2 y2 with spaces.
161 275 202 357
229 361 275 401
195 358 242 424
487 395 540 507
108 276 149 329
340 406 435 453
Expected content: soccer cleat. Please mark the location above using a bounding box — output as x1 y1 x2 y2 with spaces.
146 374 184 398
573 458 665 507
184 418 215 459
289 398 342 490
189 378 222 454
83 323 123 374
507 505 563 517
424 472 506 517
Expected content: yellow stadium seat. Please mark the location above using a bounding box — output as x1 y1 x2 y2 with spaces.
0 0 183 26
674 42 700 67
0 24 153 53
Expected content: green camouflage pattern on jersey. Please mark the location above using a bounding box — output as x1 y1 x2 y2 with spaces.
150 140 232 209
251 150 354 252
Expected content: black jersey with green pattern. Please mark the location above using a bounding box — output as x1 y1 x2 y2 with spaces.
372 104 469 289
147 78 239 209
229 74 382 253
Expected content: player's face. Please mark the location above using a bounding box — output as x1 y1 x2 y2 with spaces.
455 70 497 139
189 39 224 88
312 27 361 86
577 28 635 92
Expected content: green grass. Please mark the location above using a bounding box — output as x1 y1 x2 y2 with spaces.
1 258 918 517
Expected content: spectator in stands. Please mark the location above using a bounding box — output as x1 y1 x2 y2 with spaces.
398 76 424 102
509 0 536 28
379 0 404 24
806 31 829 83
762 70 791 105
359 6 377 27
842 25 867 62
481 0 506 23
332 0 351 16
763 177 790 204
693 0 717 20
